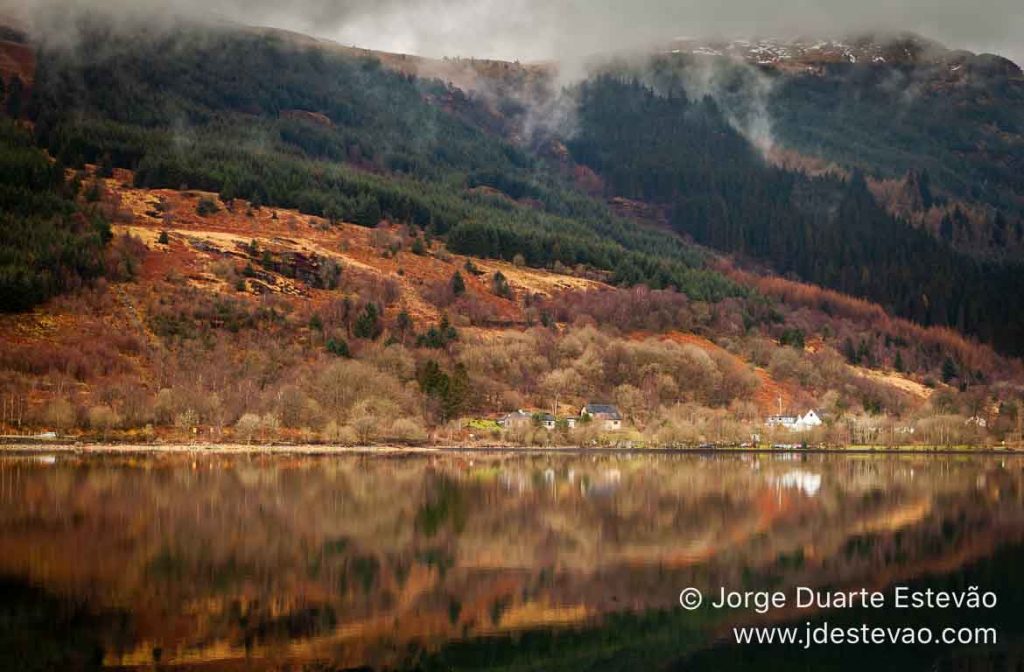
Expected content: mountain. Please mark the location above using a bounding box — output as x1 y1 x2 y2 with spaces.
567 34 1024 352
0 14 1022 444
666 33 1020 70
654 34 1024 256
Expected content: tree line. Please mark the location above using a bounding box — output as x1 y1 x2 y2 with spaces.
27 20 740 303
569 75 1024 355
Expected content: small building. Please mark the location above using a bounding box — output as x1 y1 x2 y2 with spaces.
500 411 578 431
538 413 557 430
765 414 799 428
794 410 823 431
581 403 623 431
499 410 533 429
766 410 823 432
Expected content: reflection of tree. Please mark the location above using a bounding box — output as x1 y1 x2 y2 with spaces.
417 476 468 538
0 455 1021 669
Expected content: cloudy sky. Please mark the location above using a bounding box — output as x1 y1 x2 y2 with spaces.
10 0 1024 66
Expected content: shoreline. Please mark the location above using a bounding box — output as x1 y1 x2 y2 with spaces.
0 442 1022 457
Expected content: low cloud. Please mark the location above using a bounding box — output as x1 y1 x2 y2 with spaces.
5 0 1022 67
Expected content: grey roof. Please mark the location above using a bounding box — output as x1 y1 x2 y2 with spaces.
583 404 622 420
500 410 532 423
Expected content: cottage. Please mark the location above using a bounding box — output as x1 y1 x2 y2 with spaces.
581 403 623 431
499 410 533 429
538 413 557 430
765 414 799 428
794 410 823 430
765 410 823 432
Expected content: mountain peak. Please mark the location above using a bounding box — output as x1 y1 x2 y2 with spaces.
664 32 1020 75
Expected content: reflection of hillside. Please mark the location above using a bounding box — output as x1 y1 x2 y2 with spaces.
0 454 1021 669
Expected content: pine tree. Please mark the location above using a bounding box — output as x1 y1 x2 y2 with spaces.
353 303 381 340
326 338 350 357
939 215 953 242
843 338 858 364
450 270 466 296
395 310 413 344
416 360 470 421
492 271 512 298
941 356 958 384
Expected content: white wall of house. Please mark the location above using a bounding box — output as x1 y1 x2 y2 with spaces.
766 410 822 432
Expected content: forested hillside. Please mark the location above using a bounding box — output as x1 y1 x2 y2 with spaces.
770 54 1024 244
22 19 1024 355
0 14 1023 446
27 19 733 302
568 74 1024 355
0 120 111 310
660 37 1024 258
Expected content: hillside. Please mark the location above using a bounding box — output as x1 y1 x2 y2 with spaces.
567 59 1024 352
657 34 1024 253
0 14 1022 445
0 160 1017 446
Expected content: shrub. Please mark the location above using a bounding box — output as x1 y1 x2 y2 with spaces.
322 420 358 444
416 315 458 349
196 197 220 216
260 413 280 441
42 399 76 431
492 271 512 299
235 413 261 443
389 417 428 442
88 405 119 438
326 337 351 357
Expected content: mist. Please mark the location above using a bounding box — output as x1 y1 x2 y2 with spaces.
5 0 1022 68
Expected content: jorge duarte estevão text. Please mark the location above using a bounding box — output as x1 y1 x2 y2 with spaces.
682 586 997 615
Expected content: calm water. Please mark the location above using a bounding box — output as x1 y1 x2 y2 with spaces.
1 452 1023 671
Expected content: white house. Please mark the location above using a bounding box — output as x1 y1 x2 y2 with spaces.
765 414 799 428
766 410 823 432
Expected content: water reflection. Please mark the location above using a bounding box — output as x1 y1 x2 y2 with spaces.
0 452 1022 670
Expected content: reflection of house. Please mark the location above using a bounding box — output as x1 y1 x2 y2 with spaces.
772 470 822 497
766 410 822 432
966 416 988 428
582 404 622 431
